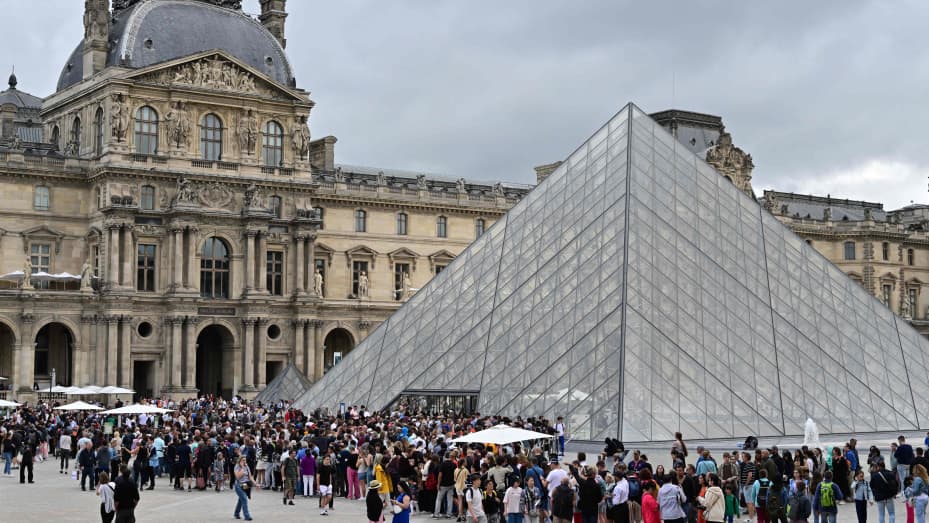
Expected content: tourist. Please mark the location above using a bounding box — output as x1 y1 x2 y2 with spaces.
392 480 413 523
909 465 929 523
698 451 718 477
347 444 361 500
97 471 116 523
813 471 843 523
301 449 317 497
752 469 772 523
660 473 688 523
786 480 811 523
282 447 298 505
59 428 72 473
523 474 542 523
78 440 97 491
700 474 725 523
504 476 525 523
367 479 385 523
466 475 488 523
174 437 192 491
1 431 13 476
456 458 470 521
318 453 335 516
611 465 631 523
233 455 254 521
851 470 873 523
435 452 457 519
870 461 898 523
113 465 139 523
19 437 34 484
555 417 566 456
724 484 739 523
898 437 916 493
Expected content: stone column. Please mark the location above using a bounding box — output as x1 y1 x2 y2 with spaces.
119 315 132 387
169 317 183 387
185 227 199 291
256 233 268 293
79 315 96 385
121 225 133 287
244 231 256 294
184 317 200 389
294 235 305 295
241 319 255 388
171 227 184 291
18 314 36 391
312 320 324 380
256 318 268 388
105 316 119 385
108 225 120 287
293 319 305 374
307 234 317 295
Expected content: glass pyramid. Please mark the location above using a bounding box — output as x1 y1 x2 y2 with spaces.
294 104 929 441
255 362 314 405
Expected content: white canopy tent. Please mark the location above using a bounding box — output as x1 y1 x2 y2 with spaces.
451 424 556 446
98 386 135 395
54 401 103 411
0 399 21 408
0 271 81 282
102 404 172 415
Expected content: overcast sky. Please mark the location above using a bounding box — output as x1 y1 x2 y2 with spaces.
3 0 928 209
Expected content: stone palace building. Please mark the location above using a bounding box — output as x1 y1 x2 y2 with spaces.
0 0 529 402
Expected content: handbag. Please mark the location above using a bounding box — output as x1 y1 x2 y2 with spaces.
393 504 402 515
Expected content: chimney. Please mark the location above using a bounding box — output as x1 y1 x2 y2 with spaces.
260 0 288 49
533 161 563 184
82 0 110 80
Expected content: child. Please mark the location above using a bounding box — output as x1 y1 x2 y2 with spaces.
213 451 226 492
787 481 812 523
904 477 915 523
851 470 873 523
724 484 739 523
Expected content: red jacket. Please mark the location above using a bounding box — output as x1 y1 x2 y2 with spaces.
643 492 661 523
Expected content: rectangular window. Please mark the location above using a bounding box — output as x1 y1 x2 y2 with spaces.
435 264 447 275
92 245 100 277
883 284 892 306
140 186 155 210
136 244 156 292
909 288 918 318
34 186 50 211
882 242 890 261
475 218 485 238
397 213 408 235
352 260 368 297
266 251 284 296
436 216 448 238
30 243 51 289
314 259 326 297
908 249 915 266
355 210 367 232
394 262 410 301
843 242 856 261
270 196 282 219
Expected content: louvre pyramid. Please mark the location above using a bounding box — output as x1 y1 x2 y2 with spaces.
255 363 313 405
295 104 929 442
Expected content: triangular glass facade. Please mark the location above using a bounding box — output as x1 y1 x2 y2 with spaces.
255 362 314 405
294 104 929 441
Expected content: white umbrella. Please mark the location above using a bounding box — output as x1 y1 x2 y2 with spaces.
54 400 103 411
80 385 104 393
451 424 555 445
50 385 81 394
0 376 7 380
102 404 172 415
98 386 135 395
0 270 25 281
0 399 21 408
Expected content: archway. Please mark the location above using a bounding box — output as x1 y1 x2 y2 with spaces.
35 323 74 387
196 325 234 398
0 323 14 391
323 328 355 374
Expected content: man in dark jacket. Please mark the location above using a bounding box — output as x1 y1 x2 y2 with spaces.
367 479 385 521
896 436 915 492
870 462 897 523
551 476 576 523
114 465 140 523
19 440 34 484
78 441 97 491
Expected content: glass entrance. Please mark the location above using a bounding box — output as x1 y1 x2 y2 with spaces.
393 390 480 416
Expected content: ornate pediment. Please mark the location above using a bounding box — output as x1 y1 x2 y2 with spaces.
197 182 236 211
130 52 296 99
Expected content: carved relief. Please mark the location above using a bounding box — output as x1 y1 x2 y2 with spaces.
110 94 130 143
198 182 235 210
244 183 265 209
108 183 137 206
140 57 266 95
292 115 310 160
83 0 109 40
164 101 191 149
173 176 198 206
237 109 259 155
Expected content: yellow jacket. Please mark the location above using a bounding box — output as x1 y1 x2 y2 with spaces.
375 464 393 494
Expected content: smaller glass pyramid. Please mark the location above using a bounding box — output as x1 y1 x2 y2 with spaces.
294 103 929 441
255 363 313 405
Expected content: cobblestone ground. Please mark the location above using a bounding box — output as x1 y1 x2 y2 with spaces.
0 456 905 523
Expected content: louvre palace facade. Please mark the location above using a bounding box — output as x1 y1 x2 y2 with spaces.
0 0 528 402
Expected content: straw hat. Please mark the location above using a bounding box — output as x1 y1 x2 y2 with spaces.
369 480 382 490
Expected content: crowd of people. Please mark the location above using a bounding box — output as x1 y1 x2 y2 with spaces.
3 398 929 523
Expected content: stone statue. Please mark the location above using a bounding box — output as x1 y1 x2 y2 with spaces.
291 116 310 160
244 183 264 209
237 110 258 155
175 176 197 204
358 271 369 298
80 261 93 290
416 174 427 191
763 194 777 213
864 208 873 221
109 94 129 142
84 0 108 40
314 268 324 297
901 296 912 319
456 178 466 194
780 204 789 215
333 167 345 183
10 135 22 150
376 171 386 186
64 141 79 156
402 272 412 298
21 257 32 289
165 101 191 149
823 207 832 221
493 182 505 198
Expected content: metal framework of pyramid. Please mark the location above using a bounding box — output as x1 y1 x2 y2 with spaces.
294 104 929 442
255 363 313 405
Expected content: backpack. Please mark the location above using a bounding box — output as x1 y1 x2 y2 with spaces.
552 487 573 518
765 486 783 519
627 477 642 503
787 494 811 520
819 482 835 509
425 471 438 490
756 478 770 508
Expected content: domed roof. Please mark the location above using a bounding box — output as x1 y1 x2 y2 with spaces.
57 0 294 92
0 72 43 109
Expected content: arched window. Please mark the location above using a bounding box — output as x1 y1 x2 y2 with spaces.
436 215 448 238
134 106 159 155
140 185 155 210
70 116 82 152
475 218 486 238
262 120 284 166
269 195 282 218
200 113 223 161
93 108 104 156
843 241 856 261
200 237 230 299
355 209 367 233
51 126 60 150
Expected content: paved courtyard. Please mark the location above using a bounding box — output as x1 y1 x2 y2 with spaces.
0 456 908 523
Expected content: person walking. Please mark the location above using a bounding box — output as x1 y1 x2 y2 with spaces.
871 462 898 523
851 470 874 523
391 481 413 523
504 477 525 523
59 429 72 474
812 471 843 523
785 481 811 523
19 439 34 484
699 474 725 523
642 481 661 523
233 455 254 521
96 471 116 523
659 474 688 523
898 437 916 494
78 440 97 491
909 465 929 523
301 450 317 497
113 465 139 523
367 480 385 523
282 448 298 506
467 475 488 523
318 454 335 516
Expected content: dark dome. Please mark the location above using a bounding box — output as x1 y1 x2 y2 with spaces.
57 0 294 92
